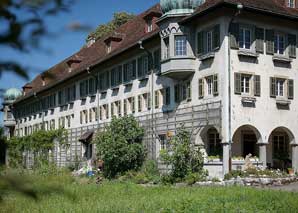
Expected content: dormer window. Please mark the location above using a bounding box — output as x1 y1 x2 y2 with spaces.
287 0 295 8
107 42 112 53
147 19 153 32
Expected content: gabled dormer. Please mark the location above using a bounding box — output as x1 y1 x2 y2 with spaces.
143 11 162 33
104 33 123 54
22 84 32 96
67 56 82 73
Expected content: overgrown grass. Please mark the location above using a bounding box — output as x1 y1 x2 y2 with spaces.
1 172 298 212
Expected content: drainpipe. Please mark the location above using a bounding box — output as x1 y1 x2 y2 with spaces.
227 3 243 172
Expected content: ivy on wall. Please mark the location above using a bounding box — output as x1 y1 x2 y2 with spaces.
7 129 67 168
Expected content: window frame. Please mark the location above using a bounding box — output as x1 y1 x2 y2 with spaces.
274 33 286 55
239 27 252 50
174 35 187 56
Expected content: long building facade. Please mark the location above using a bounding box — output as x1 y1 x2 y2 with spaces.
2 0 298 177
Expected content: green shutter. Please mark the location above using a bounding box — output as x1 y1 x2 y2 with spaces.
234 73 241 94
288 34 297 58
198 78 204 99
174 85 180 103
255 27 264 53
254 75 261 96
213 74 218 96
288 79 294 99
266 29 274 55
230 23 239 49
213 24 220 50
270 77 276 97
197 31 204 55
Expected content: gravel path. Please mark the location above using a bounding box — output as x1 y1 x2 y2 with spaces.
261 182 298 192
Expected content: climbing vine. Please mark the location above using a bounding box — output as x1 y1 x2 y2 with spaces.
7 129 67 168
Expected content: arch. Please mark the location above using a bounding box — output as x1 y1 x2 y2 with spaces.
232 124 262 158
195 125 221 145
267 126 295 170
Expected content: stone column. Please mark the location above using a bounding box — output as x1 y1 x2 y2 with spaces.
222 142 230 176
291 144 298 172
258 142 268 169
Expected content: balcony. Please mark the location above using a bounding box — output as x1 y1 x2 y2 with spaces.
160 56 196 80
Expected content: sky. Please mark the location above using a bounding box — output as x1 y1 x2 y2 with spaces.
0 0 159 125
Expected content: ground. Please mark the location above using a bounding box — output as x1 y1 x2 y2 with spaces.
264 182 298 192
1 173 298 212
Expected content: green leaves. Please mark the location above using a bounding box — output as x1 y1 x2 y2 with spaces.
93 116 145 179
160 126 205 182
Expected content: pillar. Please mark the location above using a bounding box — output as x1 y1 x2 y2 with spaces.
258 142 268 169
291 144 298 172
222 142 230 176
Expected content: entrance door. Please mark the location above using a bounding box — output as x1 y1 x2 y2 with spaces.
243 134 257 157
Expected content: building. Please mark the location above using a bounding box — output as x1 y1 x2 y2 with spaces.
2 0 298 177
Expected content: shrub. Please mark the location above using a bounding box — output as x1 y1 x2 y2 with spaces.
93 116 145 178
160 126 206 183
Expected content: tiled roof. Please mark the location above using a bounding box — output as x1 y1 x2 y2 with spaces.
182 0 298 23
16 4 162 102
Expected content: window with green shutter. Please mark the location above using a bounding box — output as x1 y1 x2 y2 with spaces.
254 75 261 96
213 74 218 96
234 73 241 94
230 23 239 49
266 29 274 55
270 77 276 97
288 79 294 99
288 34 297 58
198 78 204 98
255 27 264 53
213 24 220 50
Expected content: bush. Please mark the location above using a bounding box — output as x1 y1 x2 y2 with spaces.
160 126 206 183
93 116 145 178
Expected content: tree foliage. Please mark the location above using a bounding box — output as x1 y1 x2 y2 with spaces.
160 126 206 181
93 116 145 178
86 12 135 42
0 0 73 81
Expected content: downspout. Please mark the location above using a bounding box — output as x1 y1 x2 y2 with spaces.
227 3 243 171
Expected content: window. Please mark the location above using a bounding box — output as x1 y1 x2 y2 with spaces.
89 78 96 95
197 25 220 55
273 135 288 157
137 56 148 78
153 49 161 71
175 81 191 103
276 79 285 97
208 130 222 156
123 60 136 83
80 80 88 98
241 75 251 94
199 75 219 98
107 42 111 53
89 109 93 122
131 97 136 113
239 28 251 49
164 87 171 106
163 37 170 60
175 35 187 56
288 0 295 8
235 73 260 96
270 77 293 99
147 19 153 32
274 33 285 55
206 77 213 96
124 99 128 115
155 90 160 109
206 30 213 52
66 116 71 128
138 95 143 112
159 134 169 150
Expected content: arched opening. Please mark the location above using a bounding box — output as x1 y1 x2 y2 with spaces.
197 126 222 159
268 127 294 170
232 125 262 158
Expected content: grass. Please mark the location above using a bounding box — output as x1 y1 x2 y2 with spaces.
1 172 298 212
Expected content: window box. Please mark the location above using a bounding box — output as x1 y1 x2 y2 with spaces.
276 97 291 105
272 55 292 63
237 49 259 58
241 96 256 104
199 52 215 61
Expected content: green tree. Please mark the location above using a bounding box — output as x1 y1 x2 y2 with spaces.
86 12 135 42
93 116 145 178
160 126 205 181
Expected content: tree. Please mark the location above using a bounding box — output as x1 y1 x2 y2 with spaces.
93 116 145 178
86 12 135 42
0 0 73 81
160 126 206 181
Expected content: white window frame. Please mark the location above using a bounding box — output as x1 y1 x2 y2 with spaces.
239 27 252 50
274 33 285 55
206 76 213 96
288 0 295 8
241 74 251 95
276 78 285 97
174 35 187 56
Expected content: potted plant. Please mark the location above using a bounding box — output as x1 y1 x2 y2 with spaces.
288 168 294 176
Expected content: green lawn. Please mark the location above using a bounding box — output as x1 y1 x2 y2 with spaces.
1 174 298 213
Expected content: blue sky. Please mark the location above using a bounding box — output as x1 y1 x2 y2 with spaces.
0 0 159 125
